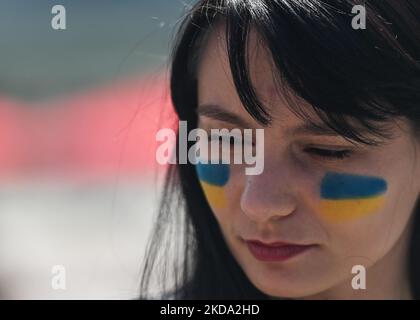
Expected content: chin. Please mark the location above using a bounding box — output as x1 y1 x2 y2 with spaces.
242 263 334 299
251 276 324 299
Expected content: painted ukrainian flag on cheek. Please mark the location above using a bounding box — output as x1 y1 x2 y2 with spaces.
196 162 230 209
319 172 387 222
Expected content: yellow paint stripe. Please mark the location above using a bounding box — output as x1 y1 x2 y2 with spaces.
319 196 385 222
200 181 227 209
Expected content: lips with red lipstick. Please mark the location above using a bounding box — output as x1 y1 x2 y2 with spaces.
244 239 317 262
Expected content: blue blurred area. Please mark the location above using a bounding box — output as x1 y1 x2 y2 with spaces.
0 0 191 101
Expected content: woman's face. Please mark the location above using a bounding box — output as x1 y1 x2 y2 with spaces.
195 25 420 299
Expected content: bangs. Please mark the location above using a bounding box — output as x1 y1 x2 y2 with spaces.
171 0 420 145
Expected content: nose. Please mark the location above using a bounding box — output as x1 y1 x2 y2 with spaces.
240 157 298 223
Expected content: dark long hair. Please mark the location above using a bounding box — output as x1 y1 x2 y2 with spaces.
140 0 420 299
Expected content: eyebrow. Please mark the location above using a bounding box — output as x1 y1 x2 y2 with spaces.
287 123 343 136
197 104 254 128
197 103 342 136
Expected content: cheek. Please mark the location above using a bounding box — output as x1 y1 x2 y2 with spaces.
196 162 230 209
317 171 388 222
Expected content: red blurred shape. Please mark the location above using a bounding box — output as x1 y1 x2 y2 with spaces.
0 73 178 181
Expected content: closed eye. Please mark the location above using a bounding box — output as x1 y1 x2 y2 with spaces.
305 147 352 159
208 134 251 146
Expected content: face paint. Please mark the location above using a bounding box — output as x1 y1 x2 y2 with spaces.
319 171 387 222
196 161 230 209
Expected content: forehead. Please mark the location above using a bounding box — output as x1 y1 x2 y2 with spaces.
197 24 276 102
196 23 319 127
195 25 415 146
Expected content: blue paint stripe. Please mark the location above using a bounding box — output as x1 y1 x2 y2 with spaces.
196 162 229 186
321 172 387 200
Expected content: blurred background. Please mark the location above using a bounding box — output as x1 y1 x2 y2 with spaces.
0 0 186 299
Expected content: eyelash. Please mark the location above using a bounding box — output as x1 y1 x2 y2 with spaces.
207 135 352 159
305 147 352 160
208 135 250 146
